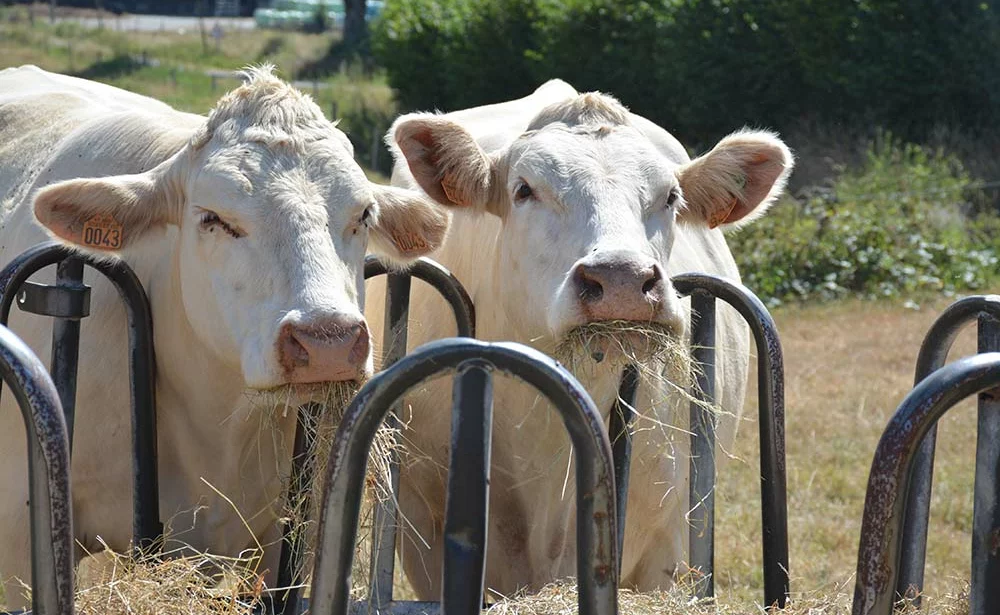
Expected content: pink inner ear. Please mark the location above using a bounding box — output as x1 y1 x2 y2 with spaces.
716 152 785 227
397 123 454 206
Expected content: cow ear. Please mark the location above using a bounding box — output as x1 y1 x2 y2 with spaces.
33 161 182 253
390 115 501 215
367 184 450 266
677 130 793 229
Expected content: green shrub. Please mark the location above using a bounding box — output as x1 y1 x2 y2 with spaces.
373 0 1000 146
729 135 999 306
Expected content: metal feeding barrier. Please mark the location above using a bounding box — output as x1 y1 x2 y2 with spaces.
854 295 1000 615
0 241 161 553
609 273 789 608
0 324 75 615
853 351 1000 615
307 338 619 615
271 255 476 615
280 267 788 613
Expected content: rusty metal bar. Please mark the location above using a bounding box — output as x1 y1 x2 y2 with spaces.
0 242 161 552
309 338 618 615
0 324 74 615
895 294 1000 603
853 353 1000 615
688 290 717 598
672 273 788 608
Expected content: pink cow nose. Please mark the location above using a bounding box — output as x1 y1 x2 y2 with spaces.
278 315 371 383
572 250 666 322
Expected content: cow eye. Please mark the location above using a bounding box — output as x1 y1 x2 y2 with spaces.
199 210 243 239
360 205 373 225
666 188 680 207
514 181 533 202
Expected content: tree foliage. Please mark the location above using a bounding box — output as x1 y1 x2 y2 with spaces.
373 0 1000 146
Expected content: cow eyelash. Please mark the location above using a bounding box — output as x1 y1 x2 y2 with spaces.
352 206 374 236
199 211 243 239
513 181 533 202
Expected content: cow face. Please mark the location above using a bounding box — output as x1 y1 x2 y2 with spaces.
32 69 447 391
392 94 792 351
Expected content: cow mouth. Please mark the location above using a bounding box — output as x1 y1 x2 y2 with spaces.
554 320 692 385
248 379 364 410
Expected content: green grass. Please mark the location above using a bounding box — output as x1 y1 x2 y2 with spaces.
0 12 397 175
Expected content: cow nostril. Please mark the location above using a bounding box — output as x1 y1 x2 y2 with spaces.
578 274 604 303
641 267 663 296
285 331 310 368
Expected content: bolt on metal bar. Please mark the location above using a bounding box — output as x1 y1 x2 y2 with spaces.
853 353 1000 615
0 324 74 615
309 338 618 615
672 273 788 608
688 290 717 598
895 295 1000 604
609 363 639 573
0 242 161 552
971 314 1000 615
442 360 493 615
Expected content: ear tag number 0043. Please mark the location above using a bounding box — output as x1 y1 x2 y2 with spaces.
81 213 124 249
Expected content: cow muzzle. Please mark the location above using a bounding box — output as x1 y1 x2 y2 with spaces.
571 249 666 323
277 314 371 383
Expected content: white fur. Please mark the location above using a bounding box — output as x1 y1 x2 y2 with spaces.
0 65 444 608
372 79 793 595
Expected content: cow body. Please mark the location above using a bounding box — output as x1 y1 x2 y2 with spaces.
0 66 447 608
369 80 792 595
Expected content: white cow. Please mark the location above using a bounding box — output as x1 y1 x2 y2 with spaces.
368 80 793 595
0 65 448 608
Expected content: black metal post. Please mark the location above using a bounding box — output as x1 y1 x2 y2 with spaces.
895 295 1000 603
609 364 638 572
971 314 1000 615
367 271 411 611
673 273 788 608
442 360 493 615
0 324 75 615
688 290 717 598
853 353 1000 615
48 257 85 452
273 403 322 615
309 338 618 615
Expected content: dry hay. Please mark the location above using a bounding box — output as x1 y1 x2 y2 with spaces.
485 577 970 615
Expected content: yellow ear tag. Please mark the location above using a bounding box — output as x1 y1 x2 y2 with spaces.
708 198 740 229
81 213 124 249
390 230 430 255
441 171 465 207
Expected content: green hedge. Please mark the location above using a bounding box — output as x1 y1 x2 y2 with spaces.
373 0 1000 146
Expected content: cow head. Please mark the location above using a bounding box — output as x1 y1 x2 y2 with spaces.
32 67 448 391
391 93 792 356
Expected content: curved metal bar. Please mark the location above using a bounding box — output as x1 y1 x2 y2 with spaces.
896 295 1000 602
364 255 476 338
672 272 789 608
0 241 161 550
853 353 1000 615
310 338 618 615
0 325 74 615
609 364 638 574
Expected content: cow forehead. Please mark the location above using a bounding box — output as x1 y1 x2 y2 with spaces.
194 136 372 219
508 125 676 200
